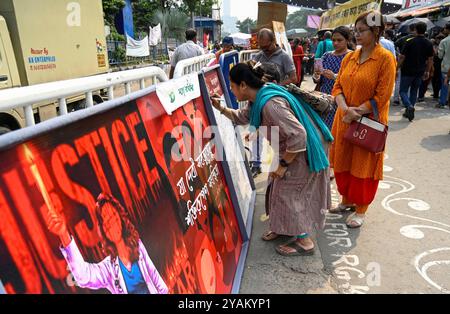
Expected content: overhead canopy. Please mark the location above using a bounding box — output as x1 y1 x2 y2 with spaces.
229 32 252 46
398 17 435 33
286 28 309 37
435 16 450 28
384 15 400 24
391 0 450 17
267 0 401 14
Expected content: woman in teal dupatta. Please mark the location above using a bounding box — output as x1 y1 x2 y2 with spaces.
211 63 333 257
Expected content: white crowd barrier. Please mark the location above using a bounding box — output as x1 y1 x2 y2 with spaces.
238 49 260 63
172 53 216 79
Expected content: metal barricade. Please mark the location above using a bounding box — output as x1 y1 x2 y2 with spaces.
237 50 260 109
0 66 168 127
172 53 216 79
238 49 260 63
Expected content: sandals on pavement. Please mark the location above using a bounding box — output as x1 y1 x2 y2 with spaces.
328 203 356 214
261 230 279 241
346 212 365 228
275 239 315 257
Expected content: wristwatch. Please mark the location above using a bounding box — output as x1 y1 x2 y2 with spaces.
279 159 290 168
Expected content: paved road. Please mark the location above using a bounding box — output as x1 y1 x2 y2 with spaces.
240 76 450 294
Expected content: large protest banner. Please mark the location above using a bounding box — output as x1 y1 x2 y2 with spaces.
0 75 244 294
200 65 256 237
320 0 382 30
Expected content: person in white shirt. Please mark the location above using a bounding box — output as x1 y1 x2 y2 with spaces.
169 28 204 79
438 23 450 108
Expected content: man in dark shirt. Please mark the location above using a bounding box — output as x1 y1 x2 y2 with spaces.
392 24 416 106
398 22 433 121
395 24 416 55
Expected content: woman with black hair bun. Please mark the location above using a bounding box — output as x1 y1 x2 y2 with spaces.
210 62 333 257
314 26 353 130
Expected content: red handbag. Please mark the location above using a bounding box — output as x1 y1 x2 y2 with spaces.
344 99 388 154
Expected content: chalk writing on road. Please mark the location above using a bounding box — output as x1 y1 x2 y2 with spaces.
381 154 450 294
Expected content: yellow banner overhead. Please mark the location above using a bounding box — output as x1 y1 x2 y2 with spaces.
320 0 382 30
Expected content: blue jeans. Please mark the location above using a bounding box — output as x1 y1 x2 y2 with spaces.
400 74 423 108
440 72 449 106
393 70 401 101
251 132 262 168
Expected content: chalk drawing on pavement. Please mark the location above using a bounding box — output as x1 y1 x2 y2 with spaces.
381 154 450 294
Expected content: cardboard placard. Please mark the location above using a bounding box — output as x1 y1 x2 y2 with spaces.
257 2 287 30
273 21 293 59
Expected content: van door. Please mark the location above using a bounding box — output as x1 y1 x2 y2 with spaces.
0 32 12 89
0 16 20 90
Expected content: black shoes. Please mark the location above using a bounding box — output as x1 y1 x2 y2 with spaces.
251 166 262 178
404 107 415 121
393 100 400 106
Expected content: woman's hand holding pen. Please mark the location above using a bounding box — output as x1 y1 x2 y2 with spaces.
210 93 223 111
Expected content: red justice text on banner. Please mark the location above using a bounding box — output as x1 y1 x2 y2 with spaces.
0 89 242 294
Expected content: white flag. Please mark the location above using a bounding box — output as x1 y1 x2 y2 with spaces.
149 24 162 46
126 35 150 57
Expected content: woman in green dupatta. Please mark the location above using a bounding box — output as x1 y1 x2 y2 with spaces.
211 62 333 257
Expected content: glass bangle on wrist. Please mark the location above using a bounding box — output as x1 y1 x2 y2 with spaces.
279 159 290 168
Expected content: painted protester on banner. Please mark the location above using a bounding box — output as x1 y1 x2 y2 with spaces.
47 192 168 294
0 85 242 294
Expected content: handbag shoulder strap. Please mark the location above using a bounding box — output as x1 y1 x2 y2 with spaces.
369 99 379 121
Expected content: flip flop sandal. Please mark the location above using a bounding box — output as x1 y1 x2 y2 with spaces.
328 203 356 214
261 230 279 241
275 239 315 257
346 213 364 228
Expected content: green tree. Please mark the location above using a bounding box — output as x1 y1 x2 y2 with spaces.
181 0 216 28
183 0 197 28
158 0 178 10
286 10 309 30
152 8 189 49
102 0 126 26
236 18 256 34
132 0 161 33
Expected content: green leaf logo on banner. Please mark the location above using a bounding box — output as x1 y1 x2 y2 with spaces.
169 92 176 103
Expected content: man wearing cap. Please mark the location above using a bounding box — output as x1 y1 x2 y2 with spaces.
215 36 234 61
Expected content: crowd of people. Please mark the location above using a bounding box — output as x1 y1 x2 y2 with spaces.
287 20 450 122
170 11 450 257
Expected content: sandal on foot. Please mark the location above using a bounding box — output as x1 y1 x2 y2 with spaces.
275 239 315 257
261 230 279 241
328 203 356 214
346 213 364 228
